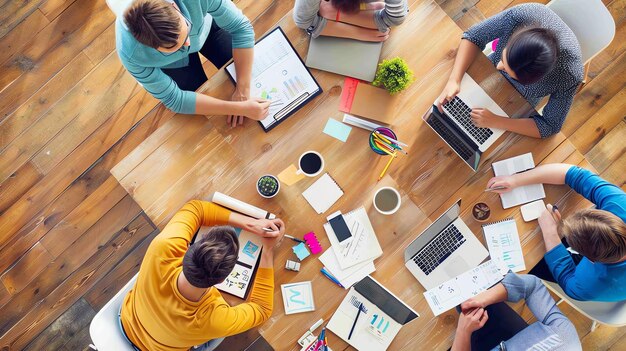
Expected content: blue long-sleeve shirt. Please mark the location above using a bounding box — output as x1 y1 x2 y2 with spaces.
544 166 626 301
115 0 254 114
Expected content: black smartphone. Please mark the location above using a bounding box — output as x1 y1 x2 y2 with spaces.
327 211 352 244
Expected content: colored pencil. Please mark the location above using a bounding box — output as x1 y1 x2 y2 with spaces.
373 140 395 156
378 152 397 181
375 130 408 147
320 268 345 288
373 134 408 154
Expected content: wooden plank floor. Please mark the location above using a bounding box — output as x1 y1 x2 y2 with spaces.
0 0 623 350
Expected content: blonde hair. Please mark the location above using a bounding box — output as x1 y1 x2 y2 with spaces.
560 209 626 263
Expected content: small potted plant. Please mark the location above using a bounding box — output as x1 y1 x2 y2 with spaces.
372 57 414 95
257 175 280 198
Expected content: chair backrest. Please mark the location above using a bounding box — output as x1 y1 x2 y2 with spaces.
106 0 135 18
547 0 616 63
543 280 626 327
89 274 139 351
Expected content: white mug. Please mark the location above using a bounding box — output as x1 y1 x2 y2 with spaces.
296 151 324 177
373 187 401 215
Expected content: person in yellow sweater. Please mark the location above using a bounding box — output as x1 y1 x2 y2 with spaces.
119 200 285 351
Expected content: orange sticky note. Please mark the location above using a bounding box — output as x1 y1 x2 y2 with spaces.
278 164 305 186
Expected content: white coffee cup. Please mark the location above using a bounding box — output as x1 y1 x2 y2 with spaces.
373 187 401 215
296 151 324 177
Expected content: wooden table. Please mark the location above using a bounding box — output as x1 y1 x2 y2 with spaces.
111 0 594 349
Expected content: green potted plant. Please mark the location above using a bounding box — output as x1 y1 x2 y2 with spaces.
257 175 280 198
372 57 414 95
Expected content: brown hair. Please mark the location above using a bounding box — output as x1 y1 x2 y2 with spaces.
124 0 180 49
330 0 361 14
182 226 239 288
561 209 626 263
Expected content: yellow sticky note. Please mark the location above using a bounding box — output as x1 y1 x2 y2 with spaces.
278 164 305 186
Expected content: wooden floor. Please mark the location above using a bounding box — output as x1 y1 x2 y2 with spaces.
0 0 623 350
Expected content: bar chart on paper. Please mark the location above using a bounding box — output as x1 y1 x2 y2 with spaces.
483 219 526 273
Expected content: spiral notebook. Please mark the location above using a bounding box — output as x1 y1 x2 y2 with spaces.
482 218 526 274
302 173 344 214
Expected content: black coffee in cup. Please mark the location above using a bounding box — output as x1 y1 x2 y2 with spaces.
299 152 323 175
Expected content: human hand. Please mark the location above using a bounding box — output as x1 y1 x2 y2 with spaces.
436 79 461 113
486 175 517 193
319 0 338 20
260 219 286 250
470 108 500 129
246 218 285 238
538 203 561 236
353 27 390 42
457 308 488 335
238 98 270 122
228 87 250 127
460 297 486 313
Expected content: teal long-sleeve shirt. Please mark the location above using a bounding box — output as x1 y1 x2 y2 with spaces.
115 0 254 114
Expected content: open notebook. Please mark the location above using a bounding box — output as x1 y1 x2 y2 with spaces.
483 218 526 274
214 230 263 299
302 173 344 214
328 276 419 350
492 153 545 209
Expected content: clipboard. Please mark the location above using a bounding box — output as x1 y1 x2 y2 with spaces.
225 27 323 132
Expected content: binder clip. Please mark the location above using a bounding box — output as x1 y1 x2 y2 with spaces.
304 232 322 254
298 319 323 351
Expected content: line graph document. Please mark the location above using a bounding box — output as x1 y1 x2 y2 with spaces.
226 28 321 131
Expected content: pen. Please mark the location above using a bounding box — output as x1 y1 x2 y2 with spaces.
320 268 345 288
552 205 558 212
484 186 507 192
373 134 408 155
262 228 304 243
375 130 408 147
348 302 364 340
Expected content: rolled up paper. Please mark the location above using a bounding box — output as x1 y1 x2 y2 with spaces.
210 192 276 219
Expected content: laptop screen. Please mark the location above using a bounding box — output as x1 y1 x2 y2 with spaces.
355 276 419 325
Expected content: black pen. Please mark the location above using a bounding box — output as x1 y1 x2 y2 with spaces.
262 228 304 243
348 302 364 340
552 205 558 212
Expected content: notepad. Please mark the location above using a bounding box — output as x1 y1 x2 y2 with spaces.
323 118 352 142
339 77 398 125
483 218 526 273
492 153 545 209
302 173 344 214
282 281 315 314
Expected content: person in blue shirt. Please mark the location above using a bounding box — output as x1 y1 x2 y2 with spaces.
117 0 270 127
488 163 626 301
452 273 581 351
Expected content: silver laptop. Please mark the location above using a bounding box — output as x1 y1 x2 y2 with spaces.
305 36 382 82
423 73 510 171
404 199 488 290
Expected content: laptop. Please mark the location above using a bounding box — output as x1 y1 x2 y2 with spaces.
423 73 510 171
305 36 383 82
404 199 488 290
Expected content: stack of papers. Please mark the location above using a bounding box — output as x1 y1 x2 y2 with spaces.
423 260 504 316
319 249 376 289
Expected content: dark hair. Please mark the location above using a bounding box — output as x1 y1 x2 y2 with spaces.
124 0 180 49
330 0 361 14
561 209 626 263
182 226 239 288
505 26 558 85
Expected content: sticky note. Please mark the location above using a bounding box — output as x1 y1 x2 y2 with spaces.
323 118 352 142
292 242 311 261
277 164 305 186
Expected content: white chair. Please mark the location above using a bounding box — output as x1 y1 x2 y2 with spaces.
89 274 138 351
106 0 135 19
543 280 626 332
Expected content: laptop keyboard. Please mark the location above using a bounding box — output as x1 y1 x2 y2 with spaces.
427 114 474 160
412 225 466 275
444 97 493 144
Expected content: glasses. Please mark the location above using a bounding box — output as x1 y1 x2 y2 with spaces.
159 5 192 56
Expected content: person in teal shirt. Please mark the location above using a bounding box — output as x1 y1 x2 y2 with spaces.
488 163 626 301
116 0 270 127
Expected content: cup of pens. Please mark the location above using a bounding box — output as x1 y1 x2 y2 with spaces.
369 127 408 181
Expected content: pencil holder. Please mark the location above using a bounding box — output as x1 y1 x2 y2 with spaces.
369 127 397 155
303 232 322 254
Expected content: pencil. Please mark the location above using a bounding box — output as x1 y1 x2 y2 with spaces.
373 134 408 154
373 140 395 156
375 130 408 147
484 186 507 192
378 152 397 181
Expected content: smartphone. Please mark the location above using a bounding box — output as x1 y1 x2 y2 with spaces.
327 211 352 245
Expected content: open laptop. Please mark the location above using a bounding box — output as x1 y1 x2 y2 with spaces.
423 73 510 171
404 199 488 290
305 36 382 82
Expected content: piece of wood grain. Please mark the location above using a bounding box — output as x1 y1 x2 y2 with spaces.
0 242 52 295
0 52 95 152
0 212 156 350
585 0 626 82
0 162 43 216
38 0 79 22
22 297 95 351
81 22 115 66
0 0 46 38
0 8 49 65
0 195 142 328
0 0 113 119
586 121 626 174
569 88 626 155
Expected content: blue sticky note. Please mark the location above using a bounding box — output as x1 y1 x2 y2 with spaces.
323 118 352 142
292 242 311 261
